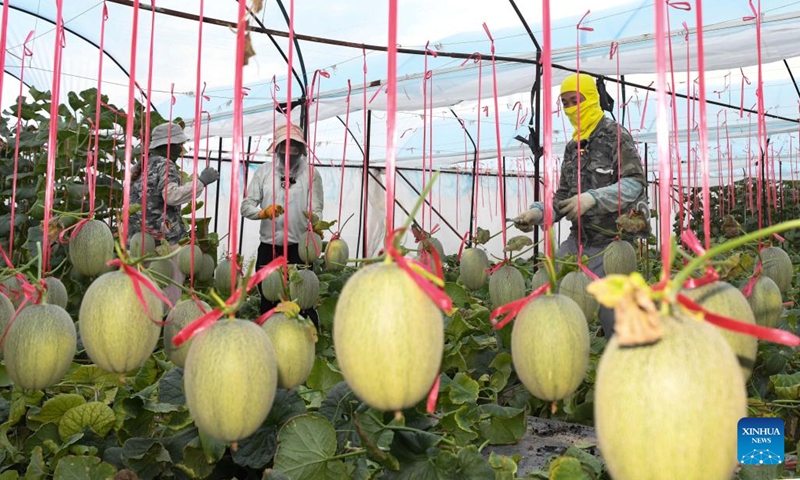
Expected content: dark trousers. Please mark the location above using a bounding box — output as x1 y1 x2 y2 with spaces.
256 242 319 327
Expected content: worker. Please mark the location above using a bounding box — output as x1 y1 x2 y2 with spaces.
513 73 649 336
241 122 324 321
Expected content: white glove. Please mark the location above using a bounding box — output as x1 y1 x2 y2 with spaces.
511 209 543 232
558 192 596 221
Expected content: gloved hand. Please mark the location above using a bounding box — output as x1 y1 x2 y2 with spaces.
511 209 543 232
258 204 284 220
558 192 596 221
198 167 220 186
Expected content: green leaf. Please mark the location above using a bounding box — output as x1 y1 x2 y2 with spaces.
477 404 526 445
563 445 603 478
0 472 19 480
178 445 216 479
473 228 490 245
273 415 349 480
198 429 226 464
317 296 337 331
267 388 307 426
263 470 291 480
7 390 44 426
0 364 11 387
549 456 591 480
487 353 513 393
319 382 362 451
157 367 185 405
503 235 533 253
24 446 47 480
64 365 123 387
445 283 470 309
232 423 278 469
132 356 159 391
487 452 517 480
306 359 344 397
770 372 800 399
52 455 117 480
29 394 86 424
121 438 172 480
58 402 116 440
448 373 480 405
737 464 783 480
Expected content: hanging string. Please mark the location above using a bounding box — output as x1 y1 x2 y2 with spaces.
361 48 369 255
693 0 711 250
306 70 326 238
665 3 685 234
336 80 352 233
385 0 398 233
41 1 66 275
461 54 482 243
748 0 767 245
90 4 109 217
542 0 555 261
422 45 431 232
428 67 435 230
610 42 623 219
483 23 508 250
8 31 34 259
575 10 593 267
654 0 673 283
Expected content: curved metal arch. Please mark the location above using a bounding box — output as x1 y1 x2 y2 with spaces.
0 1 157 113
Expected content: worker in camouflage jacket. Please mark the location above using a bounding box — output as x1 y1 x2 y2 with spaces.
129 122 219 245
129 122 219 305
513 73 649 337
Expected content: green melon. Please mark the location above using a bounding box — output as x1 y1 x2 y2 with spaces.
459 248 490 290
682 281 758 379
512 294 589 401
184 319 278 443
261 313 316 389
4 304 76 390
595 312 745 480
165 299 210 368
489 265 526 308
560 271 599 321
0 293 13 358
298 231 322 264
603 240 638 275
261 270 286 302
530 267 550 291
422 237 445 260
42 277 68 309
129 231 156 257
149 259 175 287
745 276 783 328
195 254 215 283
760 246 793 293
177 245 203 277
1 276 24 309
324 239 350 271
79 270 163 373
289 269 320 310
69 220 114 277
214 260 241 298
334 263 443 411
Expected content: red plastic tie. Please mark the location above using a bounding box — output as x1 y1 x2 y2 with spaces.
490 283 550 330
577 10 594 31
108 259 172 324
386 229 451 312
426 374 441 414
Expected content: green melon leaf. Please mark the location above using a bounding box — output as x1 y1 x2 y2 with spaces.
7 390 44 427
178 445 216 479
448 372 480 405
64 365 123 387
488 352 513 392
273 415 348 480
263 469 291 480
503 235 533 253
29 394 86 424
445 283 470 309
121 437 172 480
477 404 526 445
487 452 518 480
231 423 278 469
0 472 19 480
549 456 591 480
24 446 47 479
157 367 185 405
563 445 603 477
52 455 117 480
737 464 783 480
58 402 116 440
198 430 227 465
473 227 491 245
306 359 344 397
770 372 800 400
0 365 12 387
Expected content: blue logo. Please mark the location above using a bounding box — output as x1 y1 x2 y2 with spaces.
738 417 784 465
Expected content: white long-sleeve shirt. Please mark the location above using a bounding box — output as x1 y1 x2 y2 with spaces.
241 160 324 245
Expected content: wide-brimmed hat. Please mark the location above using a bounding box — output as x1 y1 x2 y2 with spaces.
269 123 307 152
150 122 189 149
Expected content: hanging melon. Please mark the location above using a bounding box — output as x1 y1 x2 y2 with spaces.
744 276 783 328
177 244 203 277
42 277 68 309
0 292 13 358
325 238 350 271
760 246 793 293
459 248 489 290
681 281 758 380
149 259 175 287
298 231 322 264
164 299 210 368
129 231 156 258
334 263 443 411
184 319 278 443
69 220 114 277
603 240 638 275
595 311 745 480
0 276 24 309
560 271 599 321
530 267 550 292
289 269 320 310
214 259 241 298
261 313 316 389
421 237 445 260
196 254 215 283
79 270 163 374
4 304 77 390
489 265 525 308
261 270 286 302
511 294 589 401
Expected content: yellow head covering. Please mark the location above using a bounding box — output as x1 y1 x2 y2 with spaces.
560 73 605 141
